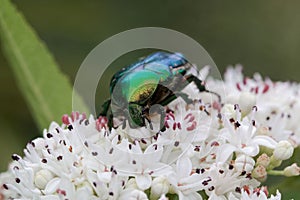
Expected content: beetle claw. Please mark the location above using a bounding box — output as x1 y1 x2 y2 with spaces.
122 120 126 129
145 117 153 130
149 121 153 130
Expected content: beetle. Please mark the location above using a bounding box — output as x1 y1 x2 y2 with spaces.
99 51 220 130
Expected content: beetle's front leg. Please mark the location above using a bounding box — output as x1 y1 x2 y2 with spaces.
174 92 194 104
98 99 111 117
142 106 154 130
98 99 114 131
107 110 114 131
159 92 193 106
186 74 221 103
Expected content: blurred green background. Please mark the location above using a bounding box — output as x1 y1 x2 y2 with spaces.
1 1 300 196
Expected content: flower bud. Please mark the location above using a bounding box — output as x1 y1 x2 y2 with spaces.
256 153 270 168
273 140 294 161
283 163 300 177
34 169 54 189
120 189 148 200
221 104 235 118
150 177 169 200
130 190 148 200
235 155 255 172
126 178 138 189
269 156 282 169
252 165 267 182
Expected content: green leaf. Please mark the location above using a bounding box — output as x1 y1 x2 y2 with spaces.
0 0 88 130
166 193 179 200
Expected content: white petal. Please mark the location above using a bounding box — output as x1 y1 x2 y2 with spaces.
254 135 278 148
135 174 152 190
43 177 60 194
97 171 112 183
150 163 173 176
176 156 192 179
217 144 236 162
119 189 148 200
241 145 259 157
178 191 203 200
41 195 60 200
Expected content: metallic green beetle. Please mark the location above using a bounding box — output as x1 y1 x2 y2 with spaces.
99 52 220 130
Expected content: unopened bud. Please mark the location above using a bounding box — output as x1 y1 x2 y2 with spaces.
125 189 148 200
126 178 138 189
252 165 267 182
273 140 294 161
34 169 54 189
235 155 255 172
283 163 300 177
256 153 270 168
221 104 235 119
150 177 169 200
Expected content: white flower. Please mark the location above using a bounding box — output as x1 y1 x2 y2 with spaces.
202 163 259 199
190 139 221 169
240 187 281 200
209 66 300 146
111 140 172 191
167 156 205 200
1 66 298 200
217 107 277 163
0 113 126 200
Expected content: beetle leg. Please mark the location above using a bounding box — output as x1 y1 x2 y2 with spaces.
142 106 153 130
145 116 153 130
98 99 111 116
186 74 221 103
122 119 126 129
158 92 193 106
174 92 194 104
155 104 166 132
122 108 131 129
107 110 114 131
98 99 115 131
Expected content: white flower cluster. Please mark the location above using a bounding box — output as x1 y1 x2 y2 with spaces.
1 67 299 200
